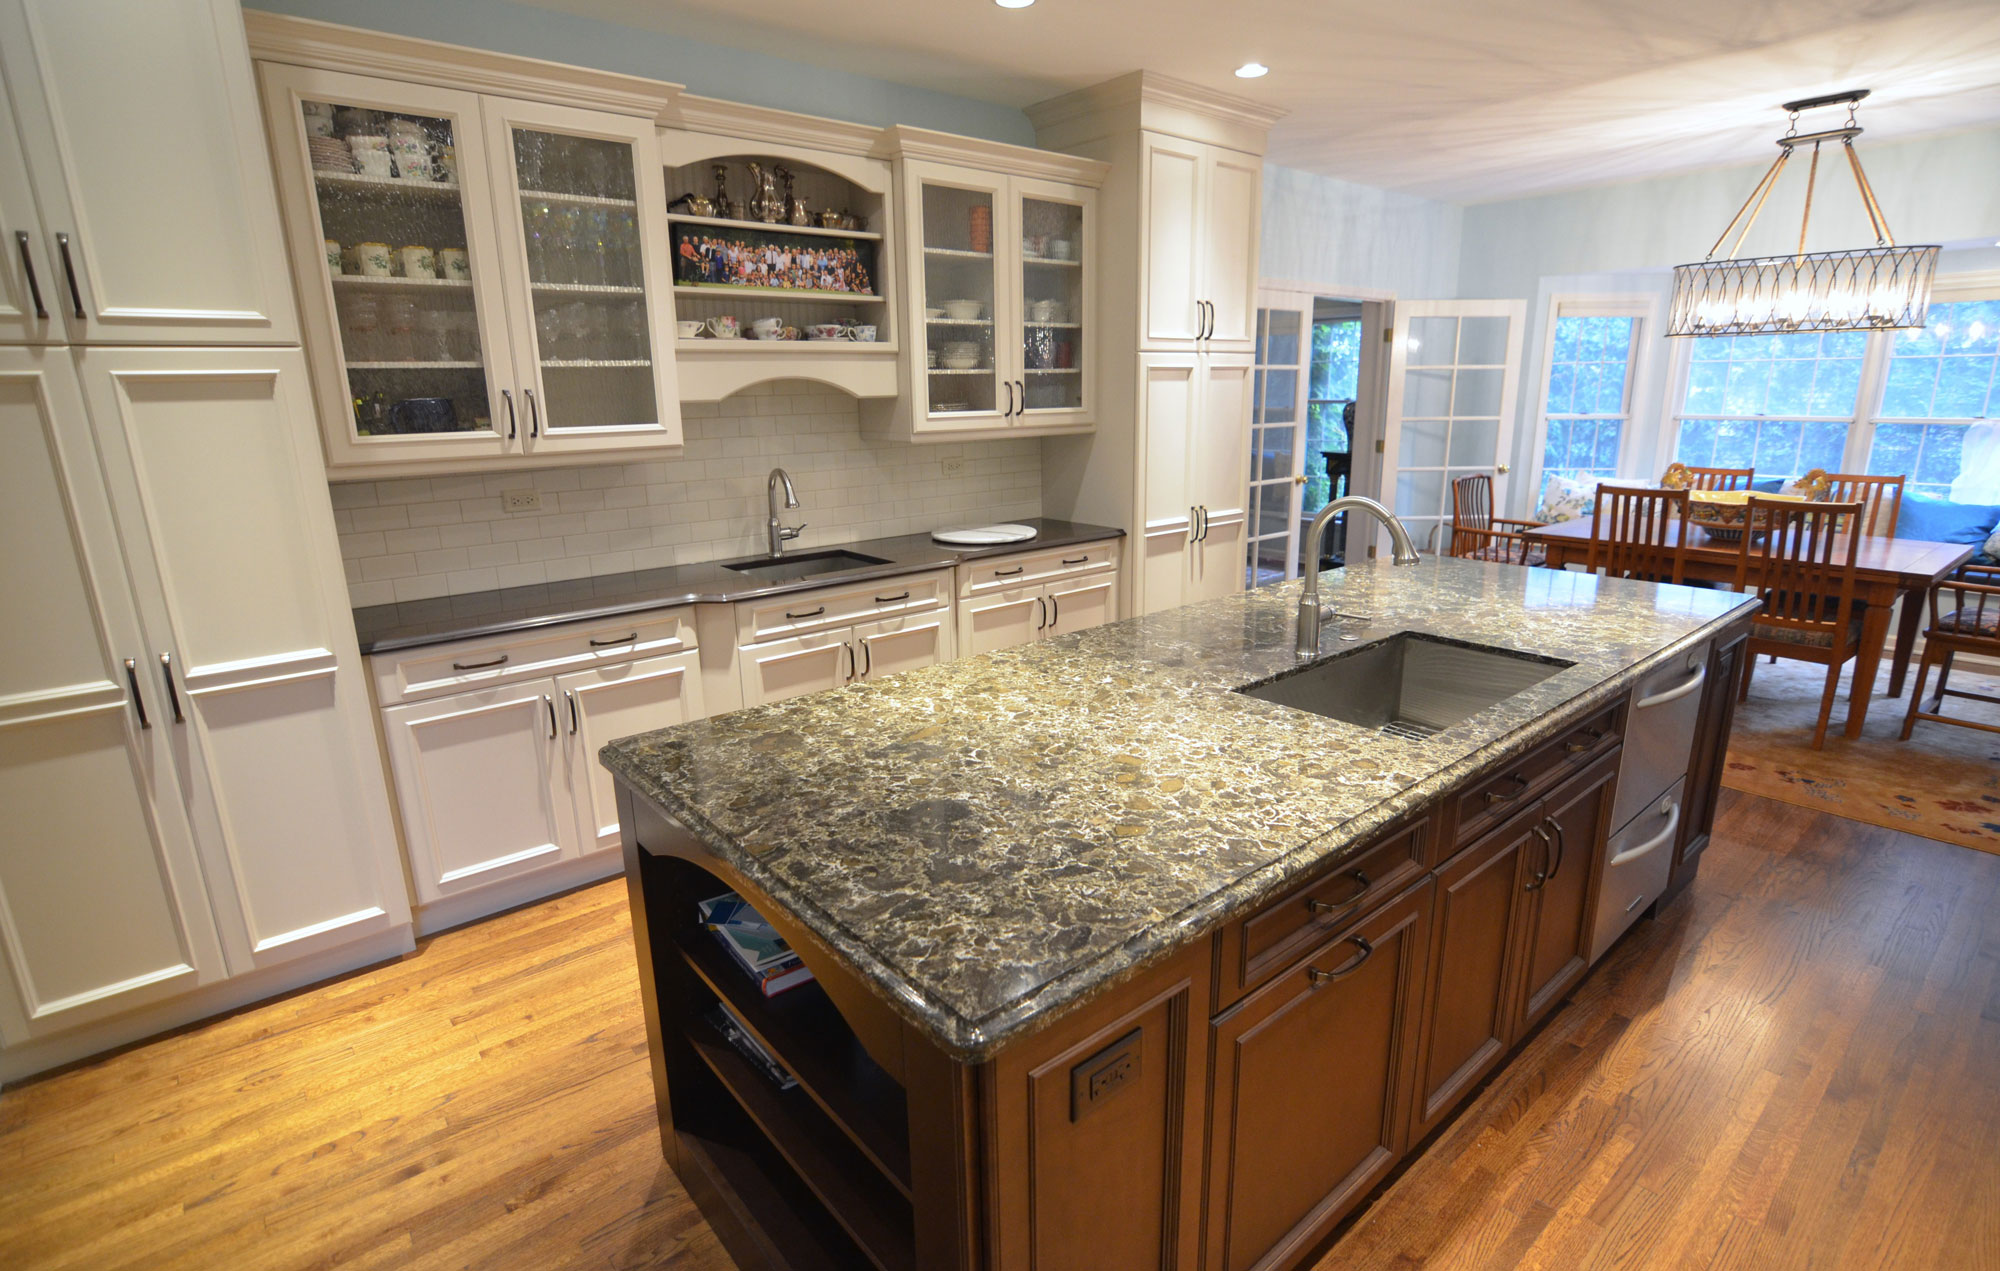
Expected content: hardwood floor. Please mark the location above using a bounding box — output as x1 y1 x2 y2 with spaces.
3 790 1997 1270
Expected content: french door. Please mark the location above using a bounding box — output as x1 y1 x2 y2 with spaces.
1247 291 1312 586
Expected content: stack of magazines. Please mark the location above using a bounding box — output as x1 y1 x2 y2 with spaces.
697 891 816 997
706 1003 798 1090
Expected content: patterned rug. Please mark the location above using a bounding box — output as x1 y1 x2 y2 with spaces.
1722 655 2000 852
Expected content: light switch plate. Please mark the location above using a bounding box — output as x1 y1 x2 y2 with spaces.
502 489 542 513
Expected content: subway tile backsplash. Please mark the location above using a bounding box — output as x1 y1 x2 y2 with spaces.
333 382 1043 607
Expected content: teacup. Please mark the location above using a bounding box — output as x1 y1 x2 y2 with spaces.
354 151 394 179
941 299 984 321
749 317 782 340
324 239 341 273
354 242 394 278
676 319 704 339
437 248 470 282
806 323 847 341
1047 239 1074 260
396 245 435 279
848 324 877 342
1030 299 1063 323
705 315 740 338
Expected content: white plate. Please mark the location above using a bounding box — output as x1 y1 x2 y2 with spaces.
932 523 1038 546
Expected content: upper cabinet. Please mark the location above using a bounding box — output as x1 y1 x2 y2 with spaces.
256 59 680 477
0 0 298 346
1141 133 1259 353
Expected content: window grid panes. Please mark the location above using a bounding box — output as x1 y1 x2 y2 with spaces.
1672 331 1865 481
1866 299 2000 499
1539 315 1635 500
1305 317 1361 511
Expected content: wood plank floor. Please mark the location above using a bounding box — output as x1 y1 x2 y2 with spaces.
3 790 1997 1270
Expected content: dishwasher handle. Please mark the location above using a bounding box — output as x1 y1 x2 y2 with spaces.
1608 799 1682 867
1635 661 1706 710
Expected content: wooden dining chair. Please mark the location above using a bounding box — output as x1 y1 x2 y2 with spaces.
1681 466 1755 492
1448 473 1547 567
1823 472 1906 537
1734 498 1867 749
1587 486 1688 584
1901 563 2000 739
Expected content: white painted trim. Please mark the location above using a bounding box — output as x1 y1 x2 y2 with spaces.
666 93 883 156
249 906 389 954
437 842 562 885
1257 278 1398 304
411 851 622 938
181 648 338 697
27 962 198 1021
0 680 125 729
877 125 1107 186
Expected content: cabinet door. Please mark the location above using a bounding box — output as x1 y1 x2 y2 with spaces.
957 587 1044 656
1199 148 1262 351
1140 135 1204 348
1186 354 1254 605
1412 816 1532 1136
1517 757 1617 1030
1205 880 1432 1271
382 681 574 903
557 650 703 855
0 348 224 1043
257 63 519 473
77 346 411 969
1668 631 1747 899
0 0 296 344
1012 178 1093 427
908 160 1012 426
1044 570 1117 638
1137 354 1199 614
482 96 682 455
0 79 55 344
852 610 953 681
737 631 853 707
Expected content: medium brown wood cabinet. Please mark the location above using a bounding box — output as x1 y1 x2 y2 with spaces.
1663 630 1748 904
1516 755 1618 1030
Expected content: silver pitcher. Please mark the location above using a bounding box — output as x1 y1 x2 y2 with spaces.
746 162 783 223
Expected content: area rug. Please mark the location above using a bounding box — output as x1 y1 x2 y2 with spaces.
1722 656 2000 852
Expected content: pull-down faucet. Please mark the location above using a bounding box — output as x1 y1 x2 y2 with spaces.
1296 495 1422 655
767 467 805 557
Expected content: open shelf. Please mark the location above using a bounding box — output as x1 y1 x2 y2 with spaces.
678 930 912 1195
667 212 882 242
518 186 635 209
675 1123 870 1271
688 1026 914 1271
674 284 884 305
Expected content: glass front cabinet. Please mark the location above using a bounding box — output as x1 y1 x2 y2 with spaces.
257 64 680 475
894 158 1097 439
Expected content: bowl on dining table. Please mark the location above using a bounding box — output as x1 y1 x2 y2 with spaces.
1685 489 1819 541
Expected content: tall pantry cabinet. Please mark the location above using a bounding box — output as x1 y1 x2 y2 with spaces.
1028 74 1282 616
0 0 409 1079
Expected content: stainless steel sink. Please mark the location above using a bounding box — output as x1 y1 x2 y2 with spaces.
1238 632 1573 738
721 549 892 583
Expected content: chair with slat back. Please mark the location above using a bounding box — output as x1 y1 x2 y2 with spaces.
1901 563 2000 740
1823 472 1905 537
1587 486 1688 584
1682 466 1755 492
1448 474 1547 567
1734 498 1867 749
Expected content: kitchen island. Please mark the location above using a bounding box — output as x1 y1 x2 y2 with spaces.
602 557 1758 1271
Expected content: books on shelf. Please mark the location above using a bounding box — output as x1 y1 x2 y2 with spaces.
698 891 817 997
706 1003 799 1091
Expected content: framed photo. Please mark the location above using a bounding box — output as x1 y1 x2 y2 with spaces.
669 222 876 298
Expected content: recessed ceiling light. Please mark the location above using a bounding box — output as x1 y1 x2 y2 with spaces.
1235 62 1269 79
994 0 1035 8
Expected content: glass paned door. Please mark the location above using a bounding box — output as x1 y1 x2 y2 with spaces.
1380 300 1526 555
1246 296 1309 586
914 167 1006 422
1017 190 1085 418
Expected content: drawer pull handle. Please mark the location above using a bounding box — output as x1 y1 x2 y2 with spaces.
1483 774 1530 805
588 633 638 647
565 689 579 735
1526 825 1553 891
452 653 510 671
1608 801 1681 867
124 658 150 730
159 653 185 724
1564 740 1590 754
544 694 557 740
994 566 1025 577
55 232 85 319
1545 815 1567 881
1062 555 1089 565
785 606 826 620
1305 871 1370 915
1636 661 1707 709
15 231 46 319
1306 936 1374 986
874 591 911 604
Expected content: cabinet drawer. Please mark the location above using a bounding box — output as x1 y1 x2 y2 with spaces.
735 569 950 644
1217 815 1431 1006
957 540 1118 598
1450 701 1622 850
372 608 697 707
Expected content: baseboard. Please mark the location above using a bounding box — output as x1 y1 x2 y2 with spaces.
411 852 624 938
0 925 416 1088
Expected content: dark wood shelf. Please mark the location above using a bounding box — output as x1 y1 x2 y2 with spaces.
675 1125 861 1271
688 1026 914 1271
677 931 913 1195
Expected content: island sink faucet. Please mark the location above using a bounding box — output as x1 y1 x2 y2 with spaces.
1296 495 1422 656
767 467 805 557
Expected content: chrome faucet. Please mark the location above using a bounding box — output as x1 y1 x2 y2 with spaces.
1296 495 1422 656
766 467 805 557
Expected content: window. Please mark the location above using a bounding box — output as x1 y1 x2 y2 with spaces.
1867 298 2000 498
1671 331 1865 480
1538 312 1639 500
1305 317 1361 510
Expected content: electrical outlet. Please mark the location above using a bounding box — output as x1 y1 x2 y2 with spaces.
502 489 542 513
940 458 966 478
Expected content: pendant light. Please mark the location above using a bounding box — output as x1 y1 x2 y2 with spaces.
1666 90 1938 337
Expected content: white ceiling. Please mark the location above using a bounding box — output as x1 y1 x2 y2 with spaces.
523 0 2000 203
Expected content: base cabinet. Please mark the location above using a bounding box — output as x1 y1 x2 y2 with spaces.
1516 757 1616 1030
1664 631 1748 903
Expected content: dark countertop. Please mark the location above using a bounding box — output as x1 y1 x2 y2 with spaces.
600 558 1759 1062
352 518 1124 654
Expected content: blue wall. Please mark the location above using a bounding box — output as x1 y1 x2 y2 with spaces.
244 0 1037 146
1259 164 1463 298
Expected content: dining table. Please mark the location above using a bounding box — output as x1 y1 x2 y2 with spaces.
1526 517 1976 740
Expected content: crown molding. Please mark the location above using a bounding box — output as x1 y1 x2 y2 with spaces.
664 94 885 158
1027 70 1286 155
243 11 680 119
875 125 1108 186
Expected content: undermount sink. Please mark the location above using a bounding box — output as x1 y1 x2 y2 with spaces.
1238 632 1573 738
721 549 893 583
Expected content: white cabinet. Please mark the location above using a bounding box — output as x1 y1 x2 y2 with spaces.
256 62 680 477
735 584 956 709
0 78 54 345
1137 352 1253 614
1140 133 1259 354
0 0 298 345
954 542 1122 656
0 345 408 1046
559 653 704 854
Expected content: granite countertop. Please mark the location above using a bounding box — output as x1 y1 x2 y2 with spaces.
351 518 1123 653
601 558 1758 1062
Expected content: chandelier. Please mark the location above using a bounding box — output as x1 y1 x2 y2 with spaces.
1667 90 1938 338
